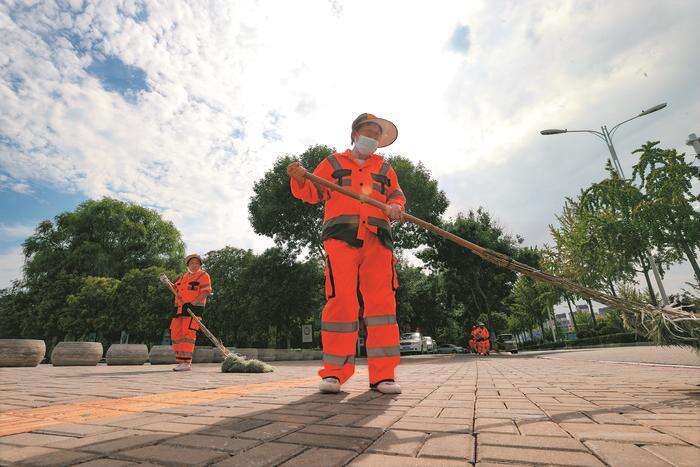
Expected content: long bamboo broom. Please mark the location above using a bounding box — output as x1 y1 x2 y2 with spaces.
302 171 699 349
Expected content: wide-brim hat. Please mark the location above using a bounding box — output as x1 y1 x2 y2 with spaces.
185 253 202 265
351 113 398 148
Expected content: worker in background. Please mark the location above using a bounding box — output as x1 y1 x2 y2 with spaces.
170 254 212 371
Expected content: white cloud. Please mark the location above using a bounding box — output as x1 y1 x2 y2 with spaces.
0 223 34 239
0 247 23 289
0 0 698 298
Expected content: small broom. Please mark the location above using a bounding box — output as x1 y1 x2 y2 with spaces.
159 273 274 372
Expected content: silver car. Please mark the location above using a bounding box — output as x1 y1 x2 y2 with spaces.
497 334 518 354
400 332 424 354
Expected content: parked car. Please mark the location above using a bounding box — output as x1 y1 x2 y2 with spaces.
497 333 518 354
437 344 465 354
400 332 424 354
422 336 437 353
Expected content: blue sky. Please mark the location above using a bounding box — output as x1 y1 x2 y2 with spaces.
1 0 698 309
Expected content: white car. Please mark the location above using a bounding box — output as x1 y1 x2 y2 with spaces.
400 332 424 354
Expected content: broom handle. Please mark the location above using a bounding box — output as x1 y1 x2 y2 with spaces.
159 274 231 358
304 172 498 259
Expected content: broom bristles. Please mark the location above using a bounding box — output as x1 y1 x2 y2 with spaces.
221 354 274 373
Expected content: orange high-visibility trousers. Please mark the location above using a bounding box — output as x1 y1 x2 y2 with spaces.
170 305 202 363
320 233 400 385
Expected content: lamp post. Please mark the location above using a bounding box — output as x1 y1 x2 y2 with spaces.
541 103 669 305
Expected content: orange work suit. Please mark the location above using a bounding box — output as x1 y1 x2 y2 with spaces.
291 150 406 385
468 326 478 353
170 270 212 363
475 326 491 355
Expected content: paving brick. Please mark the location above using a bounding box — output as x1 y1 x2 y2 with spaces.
478 444 605 466
352 414 401 429
248 412 323 424
516 420 570 437
277 431 371 451
73 460 139 467
236 421 303 441
1 446 98 466
418 432 474 460
584 441 673 467
478 433 586 451
279 447 356 467
0 432 76 447
561 423 688 445
0 446 59 464
42 429 144 450
300 424 384 440
78 432 171 454
653 426 700 446
366 429 428 456
439 407 474 418
116 444 229 465
642 444 700 467
163 434 259 453
317 413 368 426
405 406 442 417
475 418 518 434
213 442 306 466
72 459 139 467
351 453 465 466
34 423 120 438
136 421 203 434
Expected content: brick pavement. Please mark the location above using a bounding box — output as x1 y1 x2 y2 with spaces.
0 352 698 466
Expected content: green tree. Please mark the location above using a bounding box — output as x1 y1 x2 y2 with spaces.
632 141 700 283
65 276 120 341
248 146 449 256
237 247 323 348
114 266 176 345
23 198 185 280
201 247 256 346
419 208 522 335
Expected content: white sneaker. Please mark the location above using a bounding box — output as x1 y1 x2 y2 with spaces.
374 380 402 394
319 377 341 394
173 362 191 372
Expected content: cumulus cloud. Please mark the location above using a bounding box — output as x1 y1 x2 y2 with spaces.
0 0 697 294
0 247 23 289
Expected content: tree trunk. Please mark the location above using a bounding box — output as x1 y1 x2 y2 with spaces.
537 316 547 342
565 296 579 333
679 239 700 285
638 255 658 306
586 298 597 331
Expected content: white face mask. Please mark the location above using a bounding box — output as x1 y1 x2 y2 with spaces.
353 135 378 158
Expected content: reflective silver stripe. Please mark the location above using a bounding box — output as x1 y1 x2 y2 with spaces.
327 154 342 171
366 346 401 357
387 189 404 200
323 215 359 229
372 183 383 193
323 353 356 366
368 217 391 230
379 161 391 176
322 321 359 333
364 315 397 326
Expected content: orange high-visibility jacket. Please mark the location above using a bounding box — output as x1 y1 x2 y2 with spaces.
174 270 212 308
290 150 406 248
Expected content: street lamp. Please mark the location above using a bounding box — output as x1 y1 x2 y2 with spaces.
541 102 669 305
